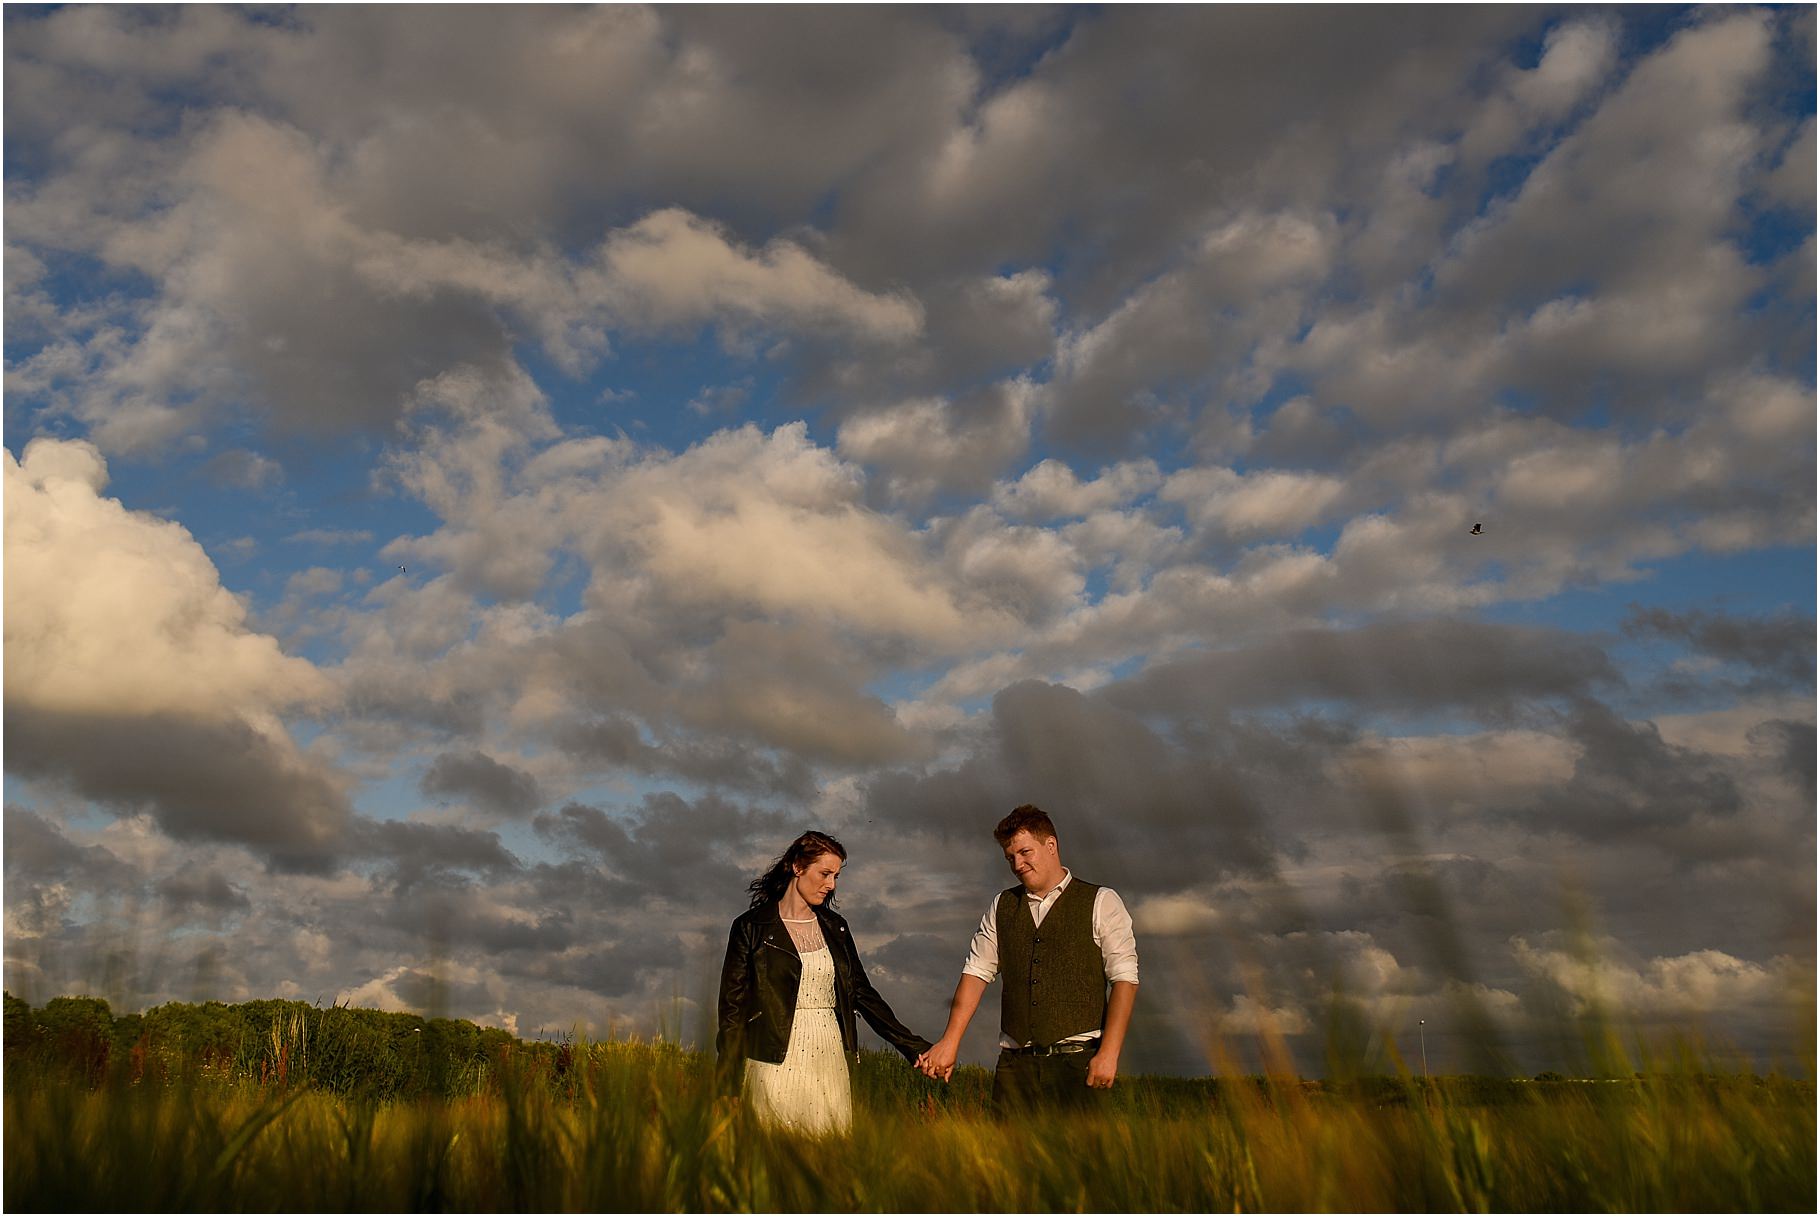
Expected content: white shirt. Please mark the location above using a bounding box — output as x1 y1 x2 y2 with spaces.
960 869 1140 1047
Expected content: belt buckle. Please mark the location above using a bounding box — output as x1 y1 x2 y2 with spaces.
1028 1042 1084 1056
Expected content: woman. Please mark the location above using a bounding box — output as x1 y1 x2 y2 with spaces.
716 830 931 1135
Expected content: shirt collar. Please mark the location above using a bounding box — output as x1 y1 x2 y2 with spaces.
1026 867 1072 902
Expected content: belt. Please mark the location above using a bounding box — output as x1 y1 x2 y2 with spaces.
1004 1041 1093 1057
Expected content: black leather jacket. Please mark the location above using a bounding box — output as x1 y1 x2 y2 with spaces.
716 900 930 1094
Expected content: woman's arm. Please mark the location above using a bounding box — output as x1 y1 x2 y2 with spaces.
841 928 932 1062
715 919 753 1095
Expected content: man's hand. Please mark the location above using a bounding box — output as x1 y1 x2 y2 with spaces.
1086 1049 1119 1089
918 1038 959 1082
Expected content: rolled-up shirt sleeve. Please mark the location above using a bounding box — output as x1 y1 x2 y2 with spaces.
1093 887 1140 985
960 899 1000 984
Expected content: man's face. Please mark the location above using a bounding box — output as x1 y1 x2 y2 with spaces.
1002 829 1063 894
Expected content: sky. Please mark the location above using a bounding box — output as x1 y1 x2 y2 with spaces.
3 4 1814 1077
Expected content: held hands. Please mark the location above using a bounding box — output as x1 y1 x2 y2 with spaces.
1086 1049 1119 1089
915 1038 959 1082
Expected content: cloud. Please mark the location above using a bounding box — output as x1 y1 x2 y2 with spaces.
3 807 133 886
3 440 327 720
534 792 792 901
672 621 925 767
1623 606 1816 690
1103 618 1620 720
5 710 352 871
420 751 545 818
1763 117 1814 211
286 528 375 546
4 438 350 867
992 458 1162 522
585 208 921 342
1489 700 1745 851
157 870 253 924
1 7 1808 1070
203 448 284 491
10 97 924 452
1047 210 1338 447
555 715 818 800
581 422 1017 649
1514 939 1810 1024
1456 16 1618 172
836 379 1037 501
354 818 523 890
1161 465 1349 541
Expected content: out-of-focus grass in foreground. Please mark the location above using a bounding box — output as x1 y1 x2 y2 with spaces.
7 1033 1813 1212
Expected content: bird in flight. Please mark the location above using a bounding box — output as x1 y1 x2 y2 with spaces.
1469 523 1483 535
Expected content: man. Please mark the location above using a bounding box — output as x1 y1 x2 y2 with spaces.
917 805 1139 1112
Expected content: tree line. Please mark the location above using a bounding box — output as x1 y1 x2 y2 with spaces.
3 991 550 1099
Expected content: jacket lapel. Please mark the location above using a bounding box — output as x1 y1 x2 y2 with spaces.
761 902 801 961
816 908 853 996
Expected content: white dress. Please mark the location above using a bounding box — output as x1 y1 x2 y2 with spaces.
743 918 853 1135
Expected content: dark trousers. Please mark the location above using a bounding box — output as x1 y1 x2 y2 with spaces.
991 1047 1108 1116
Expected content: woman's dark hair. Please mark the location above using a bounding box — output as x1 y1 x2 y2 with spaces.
748 830 848 908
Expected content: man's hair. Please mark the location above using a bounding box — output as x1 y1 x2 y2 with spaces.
993 804 1057 846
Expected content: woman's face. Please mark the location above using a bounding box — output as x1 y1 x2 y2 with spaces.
791 851 843 906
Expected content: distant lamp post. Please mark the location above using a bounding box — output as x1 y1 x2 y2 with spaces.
1418 1019 1428 1080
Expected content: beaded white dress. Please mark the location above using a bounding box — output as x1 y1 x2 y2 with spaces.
743 916 853 1135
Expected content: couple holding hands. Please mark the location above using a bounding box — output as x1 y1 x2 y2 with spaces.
716 805 1140 1136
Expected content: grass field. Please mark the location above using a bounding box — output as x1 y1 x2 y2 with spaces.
7 1036 1813 1212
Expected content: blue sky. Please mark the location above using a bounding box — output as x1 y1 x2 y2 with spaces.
5 5 1813 1074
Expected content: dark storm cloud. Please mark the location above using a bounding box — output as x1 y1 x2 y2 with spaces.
4 709 351 873
521 858 642 915
1330 856 1530 950
1491 699 1742 849
156 870 253 920
1748 718 1816 799
555 715 817 800
858 932 957 990
504 934 686 1001
1103 618 1621 721
1623 606 1816 689
869 679 1315 890
352 817 522 889
836 7 1525 291
386 967 500 1018
534 792 793 899
3 806 132 882
370 873 574 957
420 750 544 817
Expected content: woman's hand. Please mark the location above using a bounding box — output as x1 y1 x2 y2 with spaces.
916 1039 959 1082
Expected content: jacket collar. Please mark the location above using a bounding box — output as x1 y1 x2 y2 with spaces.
759 900 800 960
760 900 851 990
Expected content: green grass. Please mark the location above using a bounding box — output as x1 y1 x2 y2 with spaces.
7 1040 1813 1212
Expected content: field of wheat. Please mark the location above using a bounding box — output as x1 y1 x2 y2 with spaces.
7 1026 1813 1213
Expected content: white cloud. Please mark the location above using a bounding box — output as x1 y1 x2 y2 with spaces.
1334 731 1581 812
586 422 1017 650
1162 466 1348 539
1514 940 1809 1021
5 437 331 721
835 379 1037 500
587 208 922 342
992 457 1162 521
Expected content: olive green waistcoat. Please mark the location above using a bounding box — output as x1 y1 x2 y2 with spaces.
997 878 1105 1046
